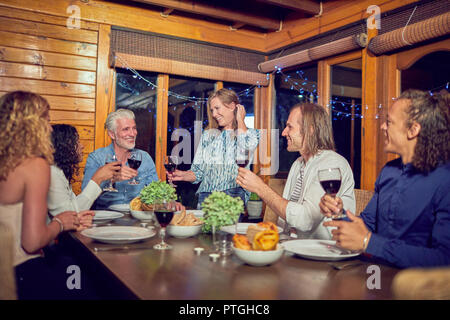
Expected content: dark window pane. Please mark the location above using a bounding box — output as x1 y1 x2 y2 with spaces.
274 64 318 174
115 68 158 159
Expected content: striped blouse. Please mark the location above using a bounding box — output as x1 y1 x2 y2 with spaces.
191 128 260 201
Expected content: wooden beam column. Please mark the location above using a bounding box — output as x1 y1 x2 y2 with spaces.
361 27 379 190
155 74 169 181
94 24 114 149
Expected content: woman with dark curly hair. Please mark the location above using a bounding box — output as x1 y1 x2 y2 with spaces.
47 124 119 218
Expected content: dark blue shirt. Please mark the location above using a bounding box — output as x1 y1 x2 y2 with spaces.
362 158 450 268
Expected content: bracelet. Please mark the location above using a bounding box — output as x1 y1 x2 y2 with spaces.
362 231 371 252
53 217 64 233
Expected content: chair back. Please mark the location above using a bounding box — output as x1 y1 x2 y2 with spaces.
263 178 286 223
354 189 374 216
0 221 17 299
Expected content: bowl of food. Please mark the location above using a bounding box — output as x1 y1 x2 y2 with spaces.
233 244 284 267
129 196 155 222
167 209 204 238
232 222 284 266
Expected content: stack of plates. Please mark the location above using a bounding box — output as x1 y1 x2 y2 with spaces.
93 210 124 224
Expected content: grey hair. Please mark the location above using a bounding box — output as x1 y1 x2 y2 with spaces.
105 108 135 133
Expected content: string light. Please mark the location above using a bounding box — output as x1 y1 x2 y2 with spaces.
115 55 448 120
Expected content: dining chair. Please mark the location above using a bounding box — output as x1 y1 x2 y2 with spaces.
0 221 17 299
392 267 450 299
354 189 374 216
263 178 286 223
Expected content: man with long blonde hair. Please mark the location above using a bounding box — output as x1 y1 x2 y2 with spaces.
237 103 355 239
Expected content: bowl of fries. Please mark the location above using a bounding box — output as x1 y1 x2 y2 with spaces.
232 222 284 266
167 209 204 238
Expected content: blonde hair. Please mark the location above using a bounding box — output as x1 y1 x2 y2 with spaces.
291 103 335 155
206 88 240 130
0 91 54 181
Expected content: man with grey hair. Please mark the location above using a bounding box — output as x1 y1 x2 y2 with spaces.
82 108 158 209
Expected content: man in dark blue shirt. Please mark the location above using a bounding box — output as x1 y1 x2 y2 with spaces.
319 89 450 268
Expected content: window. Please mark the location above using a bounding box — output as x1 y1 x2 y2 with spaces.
274 63 318 175
115 68 158 159
330 58 362 188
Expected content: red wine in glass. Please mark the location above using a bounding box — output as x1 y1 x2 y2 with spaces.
320 180 341 195
236 158 249 168
128 151 142 185
154 210 174 228
164 162 176 173
153 200 176 250
318 168 346 220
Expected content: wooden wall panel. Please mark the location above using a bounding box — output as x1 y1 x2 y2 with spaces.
0 31 97 57
0 7 98 195
0 61 96 84
0 16 98 44
0 0 266 51
0 46 97 71
0 5 99 31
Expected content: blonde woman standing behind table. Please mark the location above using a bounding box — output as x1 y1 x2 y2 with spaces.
167 88 260 214
0 91 92 299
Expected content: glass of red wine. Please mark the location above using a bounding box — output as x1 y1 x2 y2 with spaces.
164 155 178 187
318 168 346 220
127 151 142 185
235 148 250 168
103 154 120 192
153 199 176 250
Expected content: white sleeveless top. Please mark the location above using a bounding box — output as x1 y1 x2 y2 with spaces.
0 202 41 266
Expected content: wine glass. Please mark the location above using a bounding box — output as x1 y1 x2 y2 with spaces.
127 151 142 185
235 148 250 168
164 155 178 187
153 200 176 250
318 168 346 220
103 154 120 192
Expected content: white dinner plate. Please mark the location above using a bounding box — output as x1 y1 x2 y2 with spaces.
108 203 130 213
220 223 283 235
174 209 204 218
93 210 124 223
81 226 156 244
282 239 360 261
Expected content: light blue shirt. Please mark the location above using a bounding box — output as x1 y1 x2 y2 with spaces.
81 144 158 209
191 128 260 202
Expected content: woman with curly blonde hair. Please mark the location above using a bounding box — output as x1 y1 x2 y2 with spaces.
0 91 90 299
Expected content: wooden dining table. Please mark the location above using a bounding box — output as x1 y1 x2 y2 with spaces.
65 217 400 300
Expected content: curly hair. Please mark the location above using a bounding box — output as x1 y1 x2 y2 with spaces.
51 124 80 183
0 91 54 181
399 89 450 172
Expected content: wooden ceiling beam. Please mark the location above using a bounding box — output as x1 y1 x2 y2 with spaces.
256 0 321 15
129 0 281 30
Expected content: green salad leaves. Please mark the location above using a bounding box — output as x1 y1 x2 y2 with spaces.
201 191 244 233
139 181 177 204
